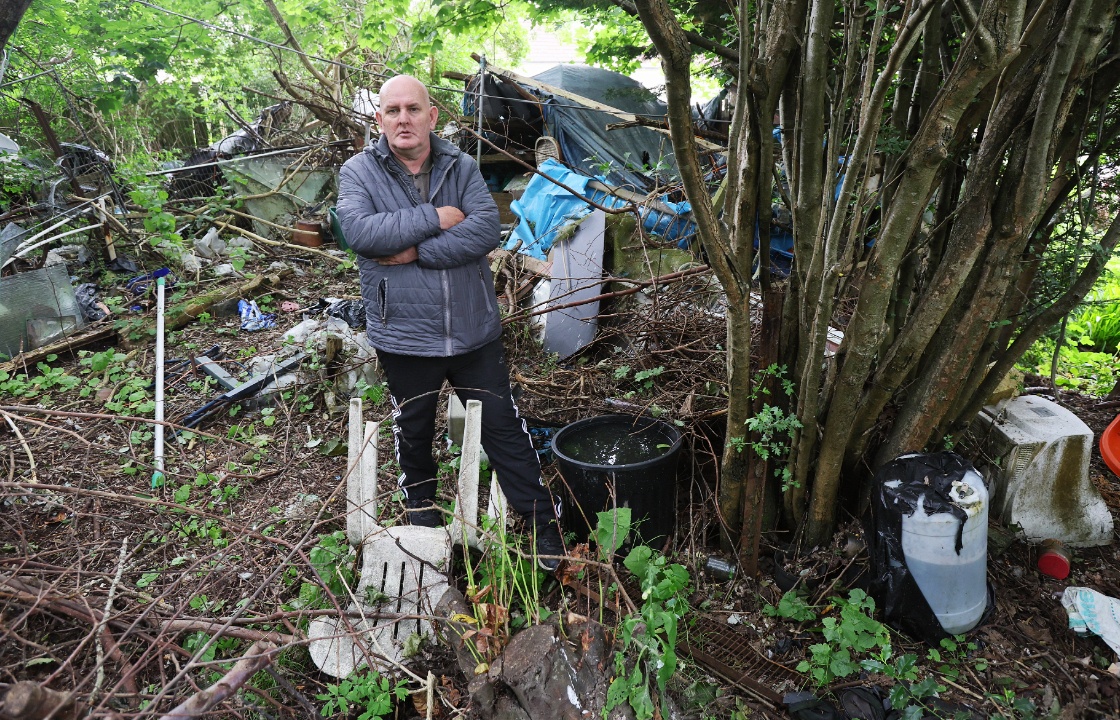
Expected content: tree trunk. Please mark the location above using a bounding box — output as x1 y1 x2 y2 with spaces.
0 0 32 53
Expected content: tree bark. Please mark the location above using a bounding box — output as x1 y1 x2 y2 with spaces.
802 0 1017 545
1 682 80 720
635 0 757 544
0 0 32 53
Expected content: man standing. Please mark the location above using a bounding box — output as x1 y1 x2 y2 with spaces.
337 75 564 571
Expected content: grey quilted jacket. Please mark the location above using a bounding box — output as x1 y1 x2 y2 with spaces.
337 133 502 357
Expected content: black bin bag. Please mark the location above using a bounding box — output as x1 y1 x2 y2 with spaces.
863 452 995 644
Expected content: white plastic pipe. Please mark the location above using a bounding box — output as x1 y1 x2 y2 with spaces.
152 276 166 487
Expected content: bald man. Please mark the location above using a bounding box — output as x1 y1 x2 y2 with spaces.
337 76 564 572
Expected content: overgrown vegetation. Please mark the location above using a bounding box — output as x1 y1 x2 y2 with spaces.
2 0 1119 718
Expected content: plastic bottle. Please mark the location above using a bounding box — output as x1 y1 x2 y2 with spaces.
900 470 988 635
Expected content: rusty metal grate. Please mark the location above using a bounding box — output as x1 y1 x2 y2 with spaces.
679 614 805 708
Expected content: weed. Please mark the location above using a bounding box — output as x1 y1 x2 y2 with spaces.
592 507 632 561
763 590 816 622
317 670 408 720
459 514 546 662
182 631 241 684
286 531 357 613
729 364 802 491
611 365 666 395
354 379 387 406
605 543 691 720
927 635 987 683
797 589 890 686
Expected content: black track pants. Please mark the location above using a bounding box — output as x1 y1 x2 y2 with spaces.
376 338 560 523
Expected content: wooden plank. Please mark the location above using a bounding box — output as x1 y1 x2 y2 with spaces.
0 325 115 374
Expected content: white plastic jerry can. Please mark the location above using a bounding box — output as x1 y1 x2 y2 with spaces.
900 469 989 635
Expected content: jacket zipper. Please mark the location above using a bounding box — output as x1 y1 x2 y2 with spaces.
379 147 456 352
430 156 453 353
442 269 452 354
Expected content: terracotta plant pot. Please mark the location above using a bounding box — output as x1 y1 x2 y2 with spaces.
291 220 323 247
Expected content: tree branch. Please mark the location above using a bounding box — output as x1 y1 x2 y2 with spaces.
609 0 739 64
261 0 334 88
157 641 278 720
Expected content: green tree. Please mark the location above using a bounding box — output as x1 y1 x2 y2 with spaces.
616 0 1120 559
3 0 535 159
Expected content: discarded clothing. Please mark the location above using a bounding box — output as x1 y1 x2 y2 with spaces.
238 299 276 332
1063 586 1120 658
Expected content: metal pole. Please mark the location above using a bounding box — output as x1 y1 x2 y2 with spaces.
476 55 486 166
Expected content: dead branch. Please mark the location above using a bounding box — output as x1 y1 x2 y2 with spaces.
157 640 277 720
501 264 711 325
606 117 729 143
0 326 114 380
1 410 37 483
159 620 297 646
273 69 363 139
119 268 293 349
0 483 296 549
0 681 82 720
0 406 253 449
261 0 333 88
178 208 345 264
0 574 140 694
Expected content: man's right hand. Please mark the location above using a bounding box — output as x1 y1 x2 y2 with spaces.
436 206 466 230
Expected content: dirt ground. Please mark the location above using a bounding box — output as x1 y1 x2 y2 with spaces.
1 247 1118 719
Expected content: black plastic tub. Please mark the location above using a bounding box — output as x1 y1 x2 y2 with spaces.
551 414 682 548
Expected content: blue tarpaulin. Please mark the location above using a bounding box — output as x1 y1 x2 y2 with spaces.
507 160 696 260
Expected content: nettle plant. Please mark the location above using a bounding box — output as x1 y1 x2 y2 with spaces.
604 526 691 720
0 356 80 399
766 589 997 718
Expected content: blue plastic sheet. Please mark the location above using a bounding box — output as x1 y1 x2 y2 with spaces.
507 160 696 260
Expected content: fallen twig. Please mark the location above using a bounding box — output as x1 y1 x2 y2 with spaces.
1 410 37 483
501 264 711 325
157 640 278 720
0 325 116 375
92 538 131 703
0 574 140 695
159 619 297 646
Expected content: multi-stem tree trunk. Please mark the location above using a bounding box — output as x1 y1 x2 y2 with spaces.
630 0 1120 553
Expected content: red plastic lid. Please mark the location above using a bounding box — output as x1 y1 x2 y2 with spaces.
1038 550 1071 580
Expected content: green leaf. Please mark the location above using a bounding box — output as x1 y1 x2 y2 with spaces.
593 508 632 559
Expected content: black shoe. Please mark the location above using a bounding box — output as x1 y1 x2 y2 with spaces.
533 520 565 572
405 498 442 528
